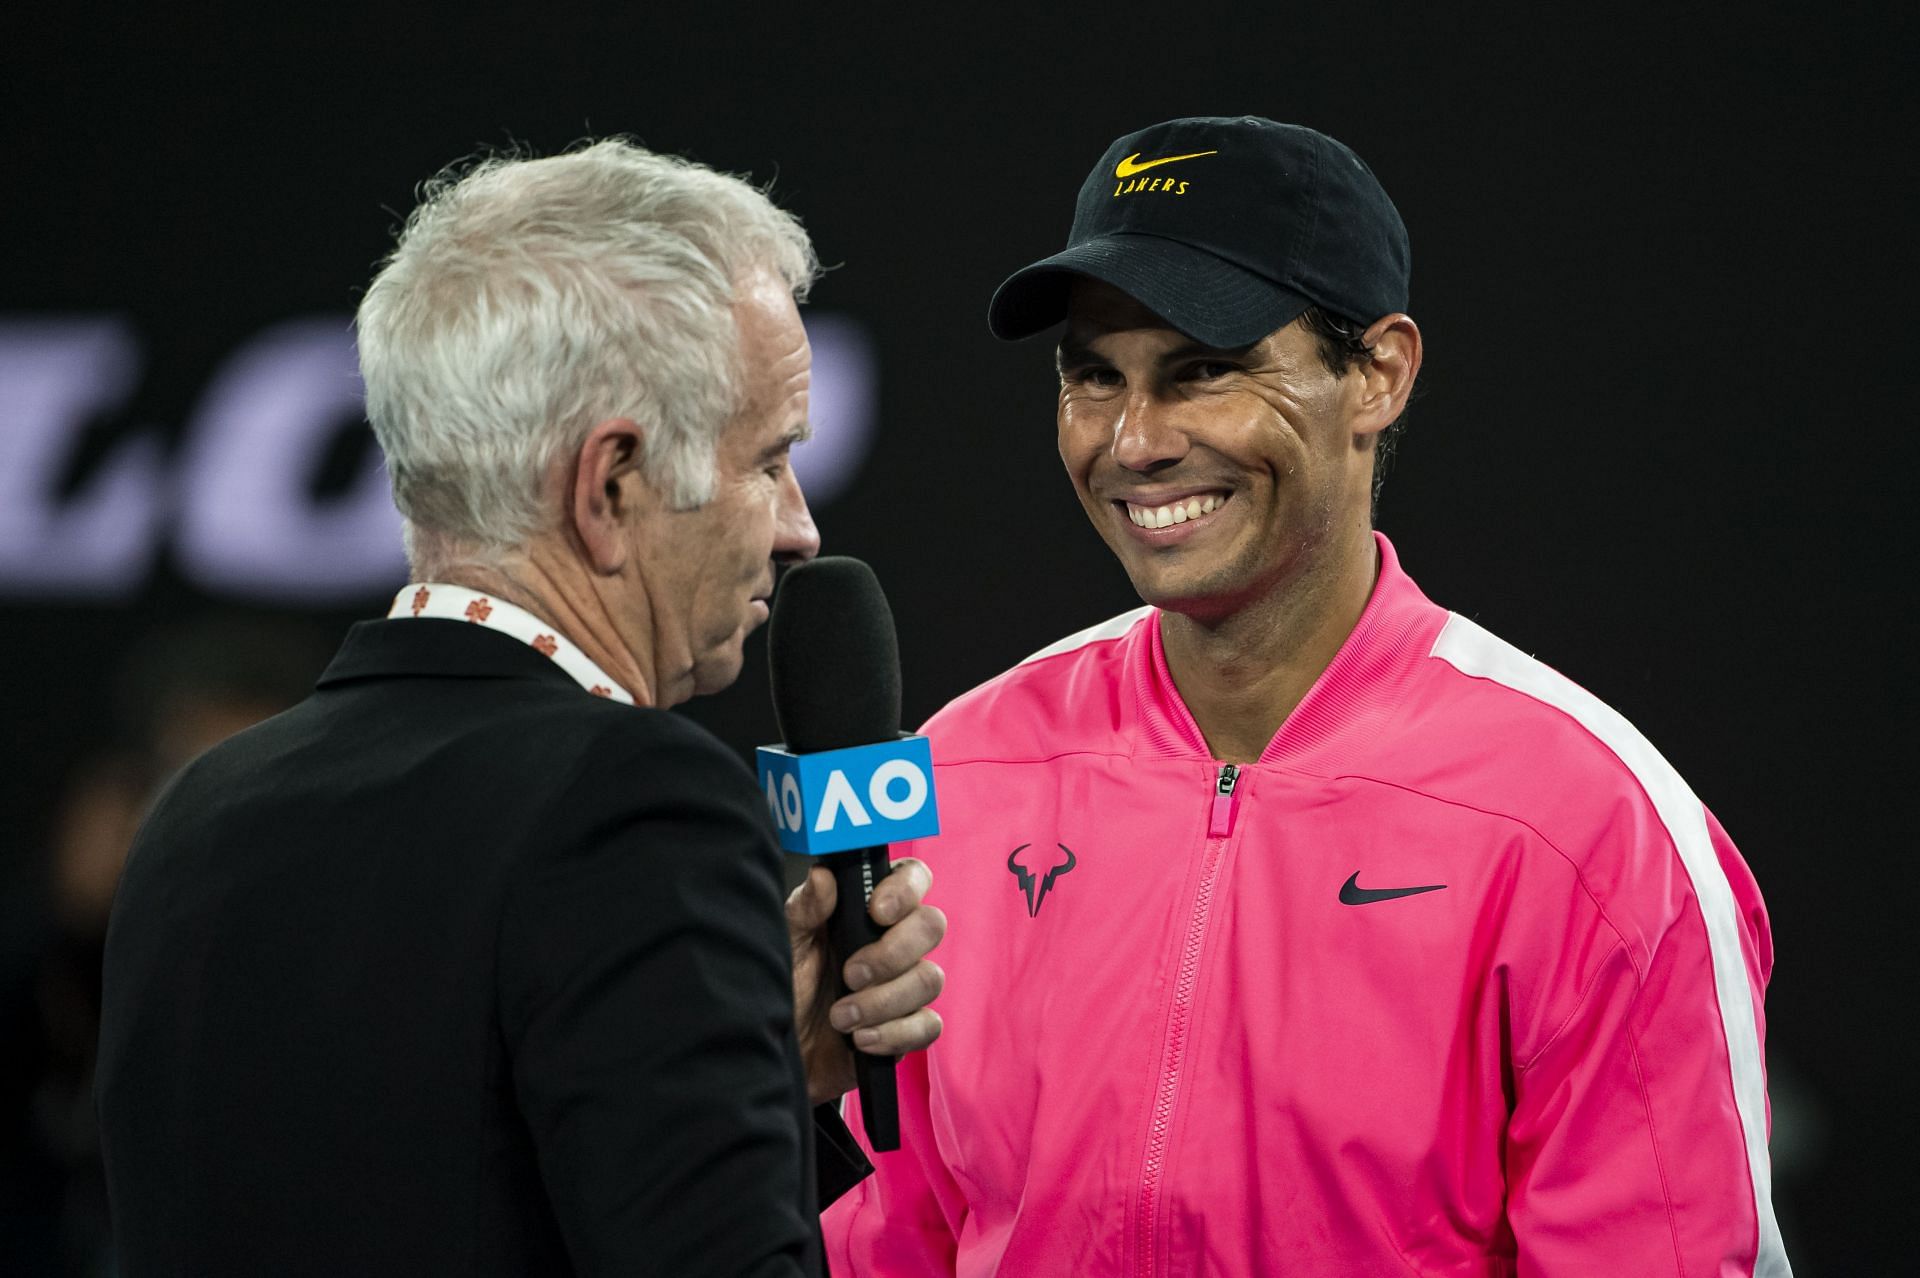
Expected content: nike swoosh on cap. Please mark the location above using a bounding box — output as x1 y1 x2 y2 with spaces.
1339 872 1447 905
1113 149 1219 179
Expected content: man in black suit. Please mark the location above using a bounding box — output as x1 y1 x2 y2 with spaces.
96 139 946 1276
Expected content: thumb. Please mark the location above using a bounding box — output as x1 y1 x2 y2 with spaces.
785 865 837 937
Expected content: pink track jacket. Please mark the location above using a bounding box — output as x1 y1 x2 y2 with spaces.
824 535 1788 1277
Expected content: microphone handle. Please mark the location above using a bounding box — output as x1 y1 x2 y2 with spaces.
824 844 899 1151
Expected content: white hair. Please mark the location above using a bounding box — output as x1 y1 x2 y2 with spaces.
355 138 818 568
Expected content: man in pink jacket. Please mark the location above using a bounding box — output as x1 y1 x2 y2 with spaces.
822 116 1790 1276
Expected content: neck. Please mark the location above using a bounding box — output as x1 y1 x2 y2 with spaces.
431 543 659 707
1158 528 1379 764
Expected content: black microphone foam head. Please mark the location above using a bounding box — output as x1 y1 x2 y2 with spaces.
768 556 902 752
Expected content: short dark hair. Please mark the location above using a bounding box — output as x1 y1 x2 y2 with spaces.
1297 305 1406 513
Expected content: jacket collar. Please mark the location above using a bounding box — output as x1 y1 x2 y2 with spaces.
384 583 635 703
1129 532 1450 772
317 617 593 696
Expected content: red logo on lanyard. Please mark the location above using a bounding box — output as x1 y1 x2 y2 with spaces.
464 597 493 624
410 587 431 616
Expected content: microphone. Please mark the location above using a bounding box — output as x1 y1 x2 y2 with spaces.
761 556 939 1153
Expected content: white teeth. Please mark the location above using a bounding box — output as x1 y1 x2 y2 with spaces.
1125 495 1227 529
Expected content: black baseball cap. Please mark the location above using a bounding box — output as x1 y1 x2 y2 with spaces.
988 116 1410 347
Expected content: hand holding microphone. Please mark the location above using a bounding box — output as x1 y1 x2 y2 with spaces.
764 557 946 1151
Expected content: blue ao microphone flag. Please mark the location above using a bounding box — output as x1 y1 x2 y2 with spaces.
761 556 939 1153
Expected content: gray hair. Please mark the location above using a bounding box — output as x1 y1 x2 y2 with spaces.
355 138 819 566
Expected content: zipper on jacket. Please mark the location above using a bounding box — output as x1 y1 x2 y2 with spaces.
1208 763 1240 836
1136 763 1240 1277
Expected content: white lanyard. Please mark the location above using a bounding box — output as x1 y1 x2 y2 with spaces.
387 583 636 705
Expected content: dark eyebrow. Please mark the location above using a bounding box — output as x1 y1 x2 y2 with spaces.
1057 335 1259 371
1056 338 1102 371
1161 338 1260 362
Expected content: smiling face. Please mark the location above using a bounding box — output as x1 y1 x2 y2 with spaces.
631 271 821 701
1055 278 1385 625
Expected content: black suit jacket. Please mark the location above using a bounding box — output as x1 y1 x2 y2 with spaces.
98 618 866 1276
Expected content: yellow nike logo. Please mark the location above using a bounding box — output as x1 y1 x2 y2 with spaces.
1113 150 1219 178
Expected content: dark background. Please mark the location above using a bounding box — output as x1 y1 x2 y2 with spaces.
2 3 1911 1272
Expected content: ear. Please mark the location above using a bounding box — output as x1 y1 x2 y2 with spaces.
570 417 648 574
1351 314 1423 441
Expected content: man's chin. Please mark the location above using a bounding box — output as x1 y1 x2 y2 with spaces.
688 635 750 700
1121 556 1215 605
1122 562 1248 623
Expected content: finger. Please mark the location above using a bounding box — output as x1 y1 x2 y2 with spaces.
830 960 945 1034
866 856 932 927
842 903 946 991
850 1006 944 1057
785 865 836 933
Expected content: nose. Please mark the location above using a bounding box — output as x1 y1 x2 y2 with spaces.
772 465 820 566
1110 389 1190 474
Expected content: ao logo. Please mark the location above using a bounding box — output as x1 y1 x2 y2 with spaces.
770 757 928 832
755 735 941 855
0 313 875 602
